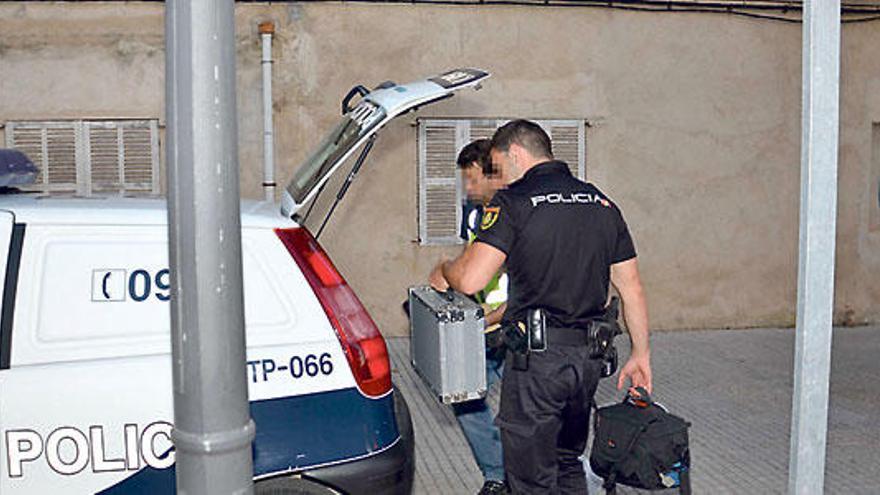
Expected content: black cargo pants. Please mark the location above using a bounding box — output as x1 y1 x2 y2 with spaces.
496 344 602 494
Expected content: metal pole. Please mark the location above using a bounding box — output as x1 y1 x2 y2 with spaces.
789 1 840 493
260 22 276 202
165 0 255 493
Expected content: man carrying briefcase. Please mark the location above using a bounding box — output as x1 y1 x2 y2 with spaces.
430 139 509 495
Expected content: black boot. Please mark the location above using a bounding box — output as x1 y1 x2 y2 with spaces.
477 480 509 495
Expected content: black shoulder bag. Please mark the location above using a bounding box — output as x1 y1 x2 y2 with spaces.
589 387 691 494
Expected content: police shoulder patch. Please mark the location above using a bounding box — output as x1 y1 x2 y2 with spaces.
481 206 500 230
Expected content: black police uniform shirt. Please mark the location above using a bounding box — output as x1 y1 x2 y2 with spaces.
475 160 636 330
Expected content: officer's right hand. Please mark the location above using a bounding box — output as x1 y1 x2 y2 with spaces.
617 351 652 394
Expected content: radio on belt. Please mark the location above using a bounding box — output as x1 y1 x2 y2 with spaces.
408 286 487 404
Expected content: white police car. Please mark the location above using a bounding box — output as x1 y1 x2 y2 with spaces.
0 68 490 494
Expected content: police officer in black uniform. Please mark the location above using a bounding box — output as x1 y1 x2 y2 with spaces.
430 120 652 494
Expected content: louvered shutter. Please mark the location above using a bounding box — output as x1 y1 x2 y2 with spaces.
6 122 80 193
122 123 159 192
46 125 80 191
85 121 159 194
5 124 45 185
542 120 586 179
417 118 586 245
418 120 463 245
469 120 498 141
460 119 586 179
87 124 121 193
5 120 159 195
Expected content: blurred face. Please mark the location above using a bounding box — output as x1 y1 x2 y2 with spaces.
490 148 520 185
463 163 496 204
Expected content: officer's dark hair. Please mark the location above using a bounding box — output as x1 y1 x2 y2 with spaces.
456 138 494 176
490 119 553 159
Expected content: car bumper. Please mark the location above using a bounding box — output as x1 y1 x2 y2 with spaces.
305 386 414 494
252 386 414 495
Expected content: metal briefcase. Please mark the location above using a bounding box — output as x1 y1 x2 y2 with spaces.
408 286 487 404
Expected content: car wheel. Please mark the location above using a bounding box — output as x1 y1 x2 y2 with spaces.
254 475 343 495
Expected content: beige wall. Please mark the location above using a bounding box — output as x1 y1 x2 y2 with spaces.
1 2 878 336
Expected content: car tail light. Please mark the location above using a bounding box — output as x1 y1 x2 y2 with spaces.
275 228 392 397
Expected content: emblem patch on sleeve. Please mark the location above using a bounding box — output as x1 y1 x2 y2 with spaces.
481 206 500 230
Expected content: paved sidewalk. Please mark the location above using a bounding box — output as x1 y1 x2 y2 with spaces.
387 326 880 494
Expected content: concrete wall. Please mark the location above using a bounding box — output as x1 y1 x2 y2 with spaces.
1 2 878 336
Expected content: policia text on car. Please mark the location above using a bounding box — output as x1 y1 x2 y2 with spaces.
430 119 652 494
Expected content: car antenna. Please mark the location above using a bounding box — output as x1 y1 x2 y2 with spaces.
315 134 378 240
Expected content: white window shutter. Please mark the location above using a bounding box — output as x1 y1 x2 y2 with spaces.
418 118 587 245
46 125 78 190
472 119 586 179
469 120 498 141
87 122 121 193
6 120 160 196
536 120 586 180
418 120 464 245
550 121 586 179
5 123 46 185
7 121 83 193
121 122 159 193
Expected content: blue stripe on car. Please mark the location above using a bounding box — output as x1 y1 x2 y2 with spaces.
96 387 399 494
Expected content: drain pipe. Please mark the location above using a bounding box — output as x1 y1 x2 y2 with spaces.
259 21 276 202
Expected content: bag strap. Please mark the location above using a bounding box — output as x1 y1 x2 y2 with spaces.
623 386 653 407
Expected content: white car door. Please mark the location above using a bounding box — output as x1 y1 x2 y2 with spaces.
0 223 176 494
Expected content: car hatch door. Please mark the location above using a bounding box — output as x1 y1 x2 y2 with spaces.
281 68 490 218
